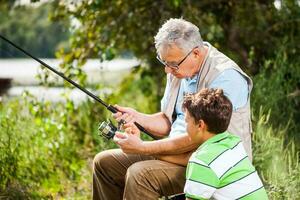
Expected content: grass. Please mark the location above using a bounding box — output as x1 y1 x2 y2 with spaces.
252 108 300 199
0 94 112 199
0 93 299 199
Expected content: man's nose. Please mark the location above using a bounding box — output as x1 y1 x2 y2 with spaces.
164 66 174 73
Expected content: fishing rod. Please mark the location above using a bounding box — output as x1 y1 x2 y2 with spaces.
0 34 158 140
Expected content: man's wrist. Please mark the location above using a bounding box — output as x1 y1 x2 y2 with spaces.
135 112 148 131
140 141 152 155
135 111 144 123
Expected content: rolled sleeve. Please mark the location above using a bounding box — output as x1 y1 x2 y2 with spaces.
209 69 248 110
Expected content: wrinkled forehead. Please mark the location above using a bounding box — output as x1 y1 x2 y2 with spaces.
158 44 185 61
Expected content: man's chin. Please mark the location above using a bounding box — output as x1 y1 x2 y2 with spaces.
173 73 184 79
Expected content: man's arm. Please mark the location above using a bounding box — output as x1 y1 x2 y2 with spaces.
136 112 171 138
115 132 200 156
113 105 171 138
155 151 194 166
143 134 199 155
112 106 199 156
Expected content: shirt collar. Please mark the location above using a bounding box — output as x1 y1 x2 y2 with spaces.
184 73 199 83
202 131 229 145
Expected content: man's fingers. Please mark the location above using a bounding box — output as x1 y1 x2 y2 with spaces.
114 112 136 126
112 105 137 125
112 112 122 119
119 113 129 123
116 132 128 139
124 127 132 134
123 122 135 129
123 123 140 136
114 104 128 113
113 132 128 143
124 115 134 124
112 105 128 121
111 105 137 130
114 112 128 122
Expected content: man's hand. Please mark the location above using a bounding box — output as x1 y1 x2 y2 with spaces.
123 122 141 137
112 105 171 138
112 105 139 128
113 125 144 154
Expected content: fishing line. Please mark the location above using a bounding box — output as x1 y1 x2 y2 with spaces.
0 34 158 140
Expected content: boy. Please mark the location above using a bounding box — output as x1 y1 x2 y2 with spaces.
182 88 268 199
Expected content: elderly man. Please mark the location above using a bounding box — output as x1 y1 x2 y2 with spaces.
93 18 253 200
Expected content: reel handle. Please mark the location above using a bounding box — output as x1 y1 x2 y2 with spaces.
107 105 159 140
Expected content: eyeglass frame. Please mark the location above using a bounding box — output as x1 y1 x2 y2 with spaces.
156 46 199 70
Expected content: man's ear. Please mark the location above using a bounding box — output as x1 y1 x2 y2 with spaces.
193 48 201 57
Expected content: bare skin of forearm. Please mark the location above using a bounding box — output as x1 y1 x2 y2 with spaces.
156 151 194 166
136 112 171 137
142 134 200 155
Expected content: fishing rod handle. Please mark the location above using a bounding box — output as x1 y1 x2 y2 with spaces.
107 105 159 140
134 122 159 140
107 105 118 113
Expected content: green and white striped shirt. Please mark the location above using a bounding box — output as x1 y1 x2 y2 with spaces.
184 132 268 200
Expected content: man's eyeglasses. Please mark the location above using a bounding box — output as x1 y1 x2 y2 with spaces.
156 46 198 70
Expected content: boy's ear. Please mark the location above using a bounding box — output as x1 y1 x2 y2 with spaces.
197 119 207 131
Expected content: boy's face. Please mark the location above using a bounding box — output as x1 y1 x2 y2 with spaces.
184 110 202 141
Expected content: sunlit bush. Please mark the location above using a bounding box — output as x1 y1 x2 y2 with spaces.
252 109 300 199
0 94 107 198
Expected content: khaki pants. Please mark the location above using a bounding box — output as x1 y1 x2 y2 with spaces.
93 149 186 200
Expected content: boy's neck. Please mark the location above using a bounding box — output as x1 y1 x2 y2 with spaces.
200 130 216 143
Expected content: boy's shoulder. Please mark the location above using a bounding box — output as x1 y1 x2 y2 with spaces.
186 133 268 200
194 132 242 165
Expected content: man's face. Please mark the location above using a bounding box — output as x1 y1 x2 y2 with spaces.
159 45 200 79
184 110 201 141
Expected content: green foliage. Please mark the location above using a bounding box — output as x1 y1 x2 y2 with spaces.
1 0 299 198
0 2 69 58
51 0 300 76
252 44 300 141
1 94 299 198
0 93 113 198
0 71 160 197
253 109 300 199
108 66 161 113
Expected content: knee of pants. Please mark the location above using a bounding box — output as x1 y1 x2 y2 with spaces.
125 161 150 186
93 150 113 172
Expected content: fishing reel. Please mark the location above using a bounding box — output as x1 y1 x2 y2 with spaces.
98 121 118 140
98 120 125 140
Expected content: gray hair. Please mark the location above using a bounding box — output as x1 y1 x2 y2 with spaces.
154 18 203 55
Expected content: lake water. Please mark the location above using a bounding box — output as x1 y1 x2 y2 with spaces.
0 58 139 103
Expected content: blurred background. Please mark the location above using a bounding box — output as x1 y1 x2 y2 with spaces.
0 0 299 199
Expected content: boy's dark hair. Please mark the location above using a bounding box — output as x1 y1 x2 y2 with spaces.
182 88 233 134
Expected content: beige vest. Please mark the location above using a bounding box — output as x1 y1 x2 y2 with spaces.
162 42 253 160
